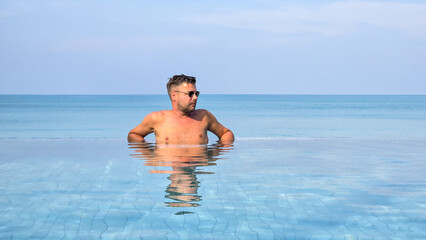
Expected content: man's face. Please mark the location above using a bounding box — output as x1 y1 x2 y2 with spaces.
174 83 198 113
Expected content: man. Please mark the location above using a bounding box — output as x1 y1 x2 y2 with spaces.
128 74 234 144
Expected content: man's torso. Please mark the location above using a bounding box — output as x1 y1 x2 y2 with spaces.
153 110 209 144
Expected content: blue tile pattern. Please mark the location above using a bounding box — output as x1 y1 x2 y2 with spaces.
1 138 426 239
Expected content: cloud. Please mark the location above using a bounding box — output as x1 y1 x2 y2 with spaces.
183 1 426 37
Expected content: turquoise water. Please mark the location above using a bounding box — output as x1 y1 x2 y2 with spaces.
1 95 426 139
1 95 426 239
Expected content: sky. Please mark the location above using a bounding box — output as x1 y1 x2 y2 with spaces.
1 0 425 94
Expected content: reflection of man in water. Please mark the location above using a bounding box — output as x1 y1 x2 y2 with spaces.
130 142 232 209
128 74 234 144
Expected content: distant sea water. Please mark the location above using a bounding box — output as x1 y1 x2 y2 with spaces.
1 95 426 239
1 94 426 140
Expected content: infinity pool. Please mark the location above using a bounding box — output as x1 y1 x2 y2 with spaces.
1 138 425 239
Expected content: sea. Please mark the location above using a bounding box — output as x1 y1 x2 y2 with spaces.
1 94 425 239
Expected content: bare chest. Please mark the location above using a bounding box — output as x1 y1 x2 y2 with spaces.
155 117 208 143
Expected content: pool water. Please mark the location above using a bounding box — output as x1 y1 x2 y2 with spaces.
1 138 425 239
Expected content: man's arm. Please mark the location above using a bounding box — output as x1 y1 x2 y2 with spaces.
206 110 235 143
127 112 157 143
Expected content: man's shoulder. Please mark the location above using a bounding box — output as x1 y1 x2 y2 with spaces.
193 109 211 116
146 110 169 121
193 109 216 120
150 110 170 115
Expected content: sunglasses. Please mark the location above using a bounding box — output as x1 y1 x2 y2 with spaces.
175 90 200 98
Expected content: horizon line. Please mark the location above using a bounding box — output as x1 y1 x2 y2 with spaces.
1 93 425 96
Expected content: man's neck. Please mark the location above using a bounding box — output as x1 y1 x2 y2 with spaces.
171 108 192 118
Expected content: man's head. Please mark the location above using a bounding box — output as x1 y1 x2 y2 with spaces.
167 74 197 96
167 74 199 114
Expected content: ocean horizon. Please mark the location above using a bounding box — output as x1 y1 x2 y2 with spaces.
1 94 426 140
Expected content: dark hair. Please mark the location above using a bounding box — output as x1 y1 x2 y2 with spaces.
166 74 196 95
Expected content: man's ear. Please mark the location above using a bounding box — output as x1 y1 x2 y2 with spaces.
171 91 177 102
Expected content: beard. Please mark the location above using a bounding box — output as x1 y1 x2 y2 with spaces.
178 101 196 114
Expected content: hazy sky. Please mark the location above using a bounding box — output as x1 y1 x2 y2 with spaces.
1 0 425 94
